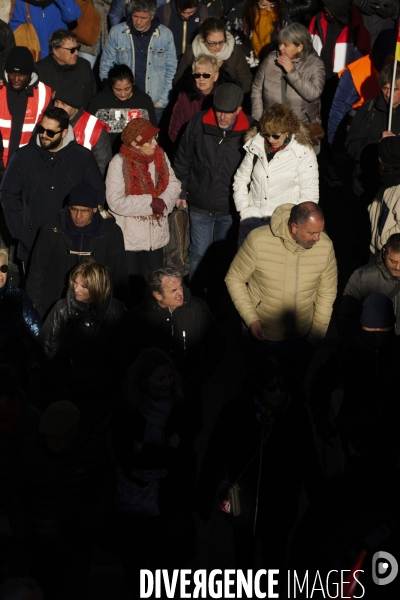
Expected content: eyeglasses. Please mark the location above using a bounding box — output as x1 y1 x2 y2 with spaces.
59 45 81 53
206 39 225 47
264 132 283 140
37 124 63 138
0 265 8 273
193 73 212 79
69 207 92 215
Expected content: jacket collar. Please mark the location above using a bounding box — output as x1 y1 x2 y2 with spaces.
202 107 250 133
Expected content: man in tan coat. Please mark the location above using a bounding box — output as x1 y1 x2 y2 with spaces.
225 202 337 361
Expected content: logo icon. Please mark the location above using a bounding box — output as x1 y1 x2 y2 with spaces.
372 551 398 586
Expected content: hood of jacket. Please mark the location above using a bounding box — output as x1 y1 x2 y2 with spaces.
35 124 76 154
270 203 308 254
4 69 39 94
244 122 312 148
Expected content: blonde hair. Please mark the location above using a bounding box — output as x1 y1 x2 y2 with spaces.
0 249 9 265
68 258 112 305
259 103 300 136
192 53 218 73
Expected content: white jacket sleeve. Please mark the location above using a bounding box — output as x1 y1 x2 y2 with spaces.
297 148 319 204
233 151 262 219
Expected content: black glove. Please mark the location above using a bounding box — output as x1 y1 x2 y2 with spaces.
376 0 398 18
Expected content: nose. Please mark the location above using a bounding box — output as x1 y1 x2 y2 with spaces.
313 234 320 243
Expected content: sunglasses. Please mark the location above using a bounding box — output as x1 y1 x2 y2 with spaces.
37 124 64 138
193 73 212 79
0 265 8 273
60 45 81 54
264 133 283 140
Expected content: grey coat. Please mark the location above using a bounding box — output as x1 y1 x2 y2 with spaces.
251 50 325 123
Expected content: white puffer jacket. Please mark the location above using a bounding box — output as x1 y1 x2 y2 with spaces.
233 124 319 221
106 152 181 252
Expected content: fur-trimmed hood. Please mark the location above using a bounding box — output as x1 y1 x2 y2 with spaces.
244 122 312 148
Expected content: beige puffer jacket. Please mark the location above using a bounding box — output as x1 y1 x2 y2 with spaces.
368 185 400 254
225 203 337 343
251 50 325 123
106 152 181 252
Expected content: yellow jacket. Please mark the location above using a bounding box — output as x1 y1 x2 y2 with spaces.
225 204 338 343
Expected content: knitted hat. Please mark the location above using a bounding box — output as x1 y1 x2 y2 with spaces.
360 293 395 328
54 85 84 109
121 117 160 146
379 136 400 165
213 83 244 113
68 181 99 208
5 46 34 76
39 401 81 436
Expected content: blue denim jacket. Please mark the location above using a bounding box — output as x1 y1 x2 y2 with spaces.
99 22 177 108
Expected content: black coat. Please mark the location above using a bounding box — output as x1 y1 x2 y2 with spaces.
346 95 400 198
155 0 208 58
26 206 128 318
36 55 97 109
0 131 105 261
173 108 252 216
0 283 42 367
5 429 115 542
126 286 225 383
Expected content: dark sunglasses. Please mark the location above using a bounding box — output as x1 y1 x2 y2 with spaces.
0 265 8 273
193 73 212 79
60 45 81 53
37 124 63 138
264 133 283 140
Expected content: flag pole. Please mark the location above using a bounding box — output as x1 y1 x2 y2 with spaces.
389 19 400 132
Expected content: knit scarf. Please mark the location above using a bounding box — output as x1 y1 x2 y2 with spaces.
0 395 21 435
119 144 169 199
192 31 236 62
252 8 276 58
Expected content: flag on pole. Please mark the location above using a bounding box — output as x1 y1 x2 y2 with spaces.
396 19 400 62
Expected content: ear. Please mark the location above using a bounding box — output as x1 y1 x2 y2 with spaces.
61 128 68 139
92 207 98 214
214 71 219 82
297 43 304 53
153 290 162 302
237 106 242 115
289 222 298 235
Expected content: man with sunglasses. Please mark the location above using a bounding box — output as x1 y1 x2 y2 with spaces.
0 107 105 266
37 30 97 110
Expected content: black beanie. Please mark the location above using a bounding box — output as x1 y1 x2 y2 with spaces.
5 46 34 76
54 84 84 110
379 136 400 165
68 181 98 208
213 83 244 113
360 293 395 328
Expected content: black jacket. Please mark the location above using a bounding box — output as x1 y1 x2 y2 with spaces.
337 252 400 341
0 283 42 367
155 0 208 58
126 286 225 382
346 95 400 198
5 428 115 542
0 128 105 262
36 55 97 109
26 206 128 318
173 108 252 216
87 85 157 155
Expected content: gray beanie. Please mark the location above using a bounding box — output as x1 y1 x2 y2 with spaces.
213 83 244 113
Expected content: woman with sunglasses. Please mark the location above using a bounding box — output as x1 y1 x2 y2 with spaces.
234 103 318 244
0 249 42 383
251 22 325 131
174 17 252 93
9 0 81 59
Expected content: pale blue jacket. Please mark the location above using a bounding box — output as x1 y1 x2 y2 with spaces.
99 22 177 108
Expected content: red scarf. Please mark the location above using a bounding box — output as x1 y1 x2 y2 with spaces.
119 144 169 199
0 395 21 435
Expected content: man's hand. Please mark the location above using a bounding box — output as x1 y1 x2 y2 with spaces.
175 199 187 208
249 320 268 341
381 131 396 139
275 55 294 73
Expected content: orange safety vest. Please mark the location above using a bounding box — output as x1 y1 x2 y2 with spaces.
338 54 380 110
0 81 52 166
73 111 109 150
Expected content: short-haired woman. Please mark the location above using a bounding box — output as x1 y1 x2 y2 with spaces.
174 17 253 93
234 103 319 244
87 64 157 155
39 258 127 433
251 22 325 125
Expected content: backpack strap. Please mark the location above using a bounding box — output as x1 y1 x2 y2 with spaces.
162 3 172 27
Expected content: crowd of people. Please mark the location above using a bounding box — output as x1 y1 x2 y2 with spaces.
1 0 400 597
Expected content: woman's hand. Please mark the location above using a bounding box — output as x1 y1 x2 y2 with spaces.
167 433 180 448
276 55 294 73
176 199 187 208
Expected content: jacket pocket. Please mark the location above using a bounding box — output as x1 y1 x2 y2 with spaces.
116 47 130 64
151 48 166 67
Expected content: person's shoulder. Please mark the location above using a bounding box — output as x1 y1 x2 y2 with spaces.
109 21 129 36
157 23 174 38
76 56 94 72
